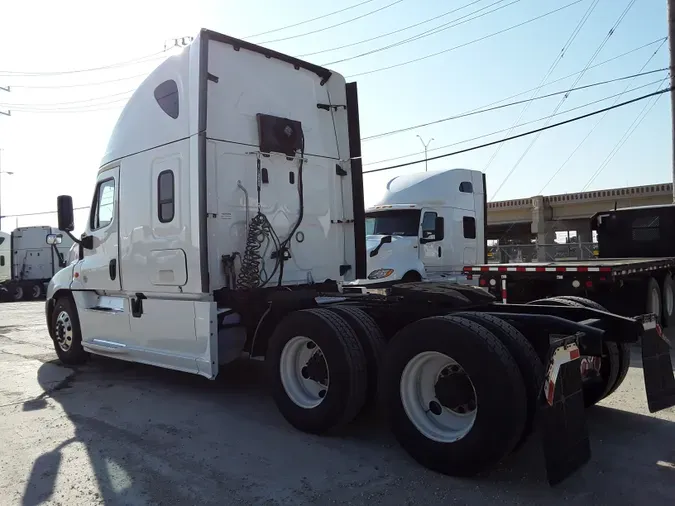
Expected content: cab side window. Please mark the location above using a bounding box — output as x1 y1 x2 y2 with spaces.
421 211 437 240
0 255 4 267
90 179 115 230
157 170 175 223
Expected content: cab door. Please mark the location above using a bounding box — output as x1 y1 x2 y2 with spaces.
78 167 121 292
420 208 444 272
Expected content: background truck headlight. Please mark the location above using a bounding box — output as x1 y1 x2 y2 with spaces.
367 268 394 280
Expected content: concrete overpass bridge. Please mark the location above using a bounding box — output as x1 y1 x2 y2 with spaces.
487 182 674 245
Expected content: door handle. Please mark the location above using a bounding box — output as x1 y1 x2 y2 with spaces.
109 259 117 280
438 246 442 257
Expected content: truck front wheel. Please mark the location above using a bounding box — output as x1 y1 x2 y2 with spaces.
267 308 368 434
380 315 527 477
50 296 88 365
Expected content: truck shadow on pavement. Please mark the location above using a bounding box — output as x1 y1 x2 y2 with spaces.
21 356 675 506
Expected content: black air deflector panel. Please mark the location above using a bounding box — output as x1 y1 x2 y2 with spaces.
257 114 303 156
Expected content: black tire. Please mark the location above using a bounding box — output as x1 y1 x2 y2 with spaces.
453 312 544 450
30 283 43 300
533 296 621 407
12 285 23 302
660 274 674 328
50 296 88 365
401 271 422 283
328 306 385 409
379 315 527 477
266 308 368 434
646 277 662 324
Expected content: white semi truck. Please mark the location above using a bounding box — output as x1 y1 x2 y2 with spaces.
45 29 674 486
0 226 73 301
356 168 486 288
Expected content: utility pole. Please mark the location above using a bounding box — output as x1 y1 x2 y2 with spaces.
0 149 14 231
669 0 675 202
417 135 434 172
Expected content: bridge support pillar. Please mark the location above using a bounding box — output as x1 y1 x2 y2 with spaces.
531 195 555 262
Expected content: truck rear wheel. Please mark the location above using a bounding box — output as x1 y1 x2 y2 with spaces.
453 312 544 450
327 306 385 409
379 315 527 477
50 296 88 365
12 285 23 301
646 277 662 323
529 296 623 407
31 283 43 300
267 308 368 434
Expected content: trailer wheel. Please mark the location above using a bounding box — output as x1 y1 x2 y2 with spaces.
267 308 368 434
453 312 544 450
530 296 622 407
380 315 527 477
31 283 42 300
12 285 23 301
327 306 385 409
660 275 674 328
646 277 662 323
50 296 88 365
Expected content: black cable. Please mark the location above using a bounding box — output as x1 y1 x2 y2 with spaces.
346 0 584 78
362 87 672 174
297 0 483 58
257 0 406 45
361 68 666 141
7 72 149 89
243 0 379 39
322 0 517 66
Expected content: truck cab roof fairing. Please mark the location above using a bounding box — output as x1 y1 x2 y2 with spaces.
99 38 199 168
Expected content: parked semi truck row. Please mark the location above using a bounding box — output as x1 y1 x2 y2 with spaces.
0 226 73 302
44 29 674 486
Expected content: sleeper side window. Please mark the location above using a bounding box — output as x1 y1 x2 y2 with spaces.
154 80 179 119
158 170 175 223
463 216 476 239
0 255 4 267
90 179 115 230
459 181 473 193
421 211 437 240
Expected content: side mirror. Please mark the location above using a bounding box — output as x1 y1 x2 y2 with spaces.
434 216 445 241
57 195 75 232
46 234 63 245
381 235 392 244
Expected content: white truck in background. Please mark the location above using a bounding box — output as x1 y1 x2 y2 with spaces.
43 29 674 486
354 168 486 288
0 226 74 302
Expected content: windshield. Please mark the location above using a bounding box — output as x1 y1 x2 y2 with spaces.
365 210 421 237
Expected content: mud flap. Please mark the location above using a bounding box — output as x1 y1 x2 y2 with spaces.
638 315 675 412
539 340 590 486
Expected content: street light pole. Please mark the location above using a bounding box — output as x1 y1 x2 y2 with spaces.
417 135 434 172
669 0 675 202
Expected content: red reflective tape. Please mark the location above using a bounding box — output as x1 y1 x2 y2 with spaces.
516 266 526 272
480 266 490 272
546 380 555 404
556 266 567 272
599 267 612 272
536 266 546 272
570 348 580 360
498 266 507 272
462 266 471 272
577 266 588 272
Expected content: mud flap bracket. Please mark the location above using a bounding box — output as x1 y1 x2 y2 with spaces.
639 315 675 412
539 338 590 486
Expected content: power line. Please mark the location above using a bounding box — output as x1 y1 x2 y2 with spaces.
257 0 406 45
362 68 666 141
6 72 149 89
540 38 668 194
481 0 600 175
1 205 89 220
582 78 668 191
297 0 483 58
0 51 167 77
323 0 518 66
1 89 133 108
362 87 672 174
346 0 585 78
243 0 379 39
363 76 664 167
489 0 637 200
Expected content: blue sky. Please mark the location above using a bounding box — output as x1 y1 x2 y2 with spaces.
0 0 669 232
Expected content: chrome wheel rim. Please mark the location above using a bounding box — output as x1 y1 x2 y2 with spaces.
55 310 74 352
400 351 477 443
279 336 329 409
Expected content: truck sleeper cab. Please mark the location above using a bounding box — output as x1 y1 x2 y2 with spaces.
356 169 486 288
46 29 675 487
